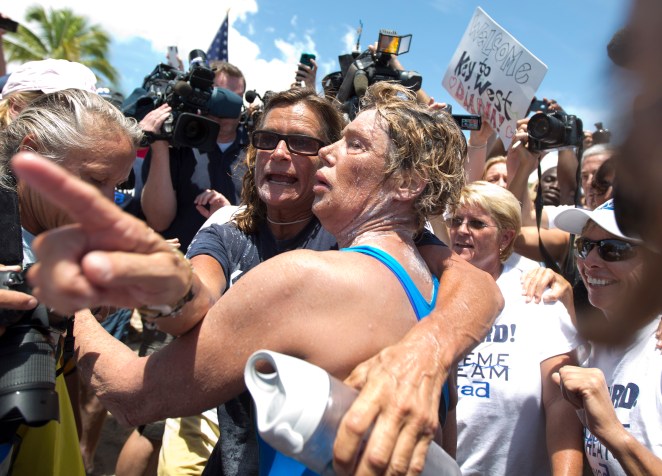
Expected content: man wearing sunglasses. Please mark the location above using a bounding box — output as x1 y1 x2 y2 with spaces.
553 199 662 476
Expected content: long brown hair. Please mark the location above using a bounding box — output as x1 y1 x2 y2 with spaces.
234 88 345 234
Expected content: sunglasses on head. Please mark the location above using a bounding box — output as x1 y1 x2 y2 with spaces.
574 237 638 262
445 216 498 230
251 130 325 156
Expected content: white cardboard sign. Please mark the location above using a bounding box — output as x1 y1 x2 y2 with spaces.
442 7 547 146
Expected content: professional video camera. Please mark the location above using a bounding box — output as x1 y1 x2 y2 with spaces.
122 49 243 152
0 187 59 440
335 30 423 119
527 111 584 152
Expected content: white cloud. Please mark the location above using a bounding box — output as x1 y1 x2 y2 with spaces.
290 15 298 28
342 25 359 53
4 0 314 99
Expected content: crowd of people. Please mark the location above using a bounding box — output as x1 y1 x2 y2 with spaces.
0 1 661 475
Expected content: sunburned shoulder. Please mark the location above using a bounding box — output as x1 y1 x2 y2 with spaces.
247 248 381 291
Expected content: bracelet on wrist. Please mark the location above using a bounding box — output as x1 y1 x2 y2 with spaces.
467 142 487 149
137 250 195 319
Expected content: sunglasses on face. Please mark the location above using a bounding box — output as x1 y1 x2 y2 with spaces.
445 216 498 230
251 130 325 156
574 237 638 262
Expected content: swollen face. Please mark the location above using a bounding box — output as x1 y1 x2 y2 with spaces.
312 110 394 237
254 104 324 212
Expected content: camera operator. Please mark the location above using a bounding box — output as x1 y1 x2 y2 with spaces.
140 61 249 251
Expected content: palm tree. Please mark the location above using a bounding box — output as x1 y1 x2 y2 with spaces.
3 5 118 87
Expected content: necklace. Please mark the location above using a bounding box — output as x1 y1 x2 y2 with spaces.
266 215 313 226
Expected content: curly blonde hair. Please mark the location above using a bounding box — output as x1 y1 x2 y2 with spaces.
359 82 467 231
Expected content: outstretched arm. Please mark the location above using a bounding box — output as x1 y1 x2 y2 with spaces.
334 245 502 475
11 151 215 324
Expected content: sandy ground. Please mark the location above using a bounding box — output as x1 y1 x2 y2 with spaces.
88 413 133 476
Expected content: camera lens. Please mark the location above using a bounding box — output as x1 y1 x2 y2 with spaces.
528 113 566 144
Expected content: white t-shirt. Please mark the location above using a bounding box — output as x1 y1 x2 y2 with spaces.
456 254 579 475
583 318 662 476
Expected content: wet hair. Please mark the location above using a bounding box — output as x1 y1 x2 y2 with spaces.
233 88 346 234
1 88 143 190
456 181 522 262
359 82 467 231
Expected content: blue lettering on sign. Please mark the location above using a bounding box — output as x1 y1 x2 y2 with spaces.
458 381 490 398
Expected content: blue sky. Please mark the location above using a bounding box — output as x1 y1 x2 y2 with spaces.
5 0 630 129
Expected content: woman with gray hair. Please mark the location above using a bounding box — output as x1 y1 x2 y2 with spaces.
446 181 583 475
0 88 142 475
13 82 481 475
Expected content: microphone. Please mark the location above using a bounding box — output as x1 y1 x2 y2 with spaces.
353 70 369 98
173 81 193 98
245 89 260 104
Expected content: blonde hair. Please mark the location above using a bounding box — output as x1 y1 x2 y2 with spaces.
481 155 507 181
360 82 467 230
0 91 43 129
456 181 522 261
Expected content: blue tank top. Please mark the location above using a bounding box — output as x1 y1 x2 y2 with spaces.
259 245 446 476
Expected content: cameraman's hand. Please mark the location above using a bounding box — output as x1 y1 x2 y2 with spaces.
295 58 317 90
367 42 404 71
139 104 171 136
194 189 230 218
10 151 192 316
507 118 542 177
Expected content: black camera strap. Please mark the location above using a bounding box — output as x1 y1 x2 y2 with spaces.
535 162 563 275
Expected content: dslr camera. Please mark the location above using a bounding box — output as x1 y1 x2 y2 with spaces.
335 30 422 119
122 50 243 152
527 111 583 152
0 266 60 439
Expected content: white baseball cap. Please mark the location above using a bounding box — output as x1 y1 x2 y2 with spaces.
0 59 97 99
555 199 642 243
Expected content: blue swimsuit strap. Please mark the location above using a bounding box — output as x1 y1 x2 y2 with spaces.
340 245 438 319
341 245 450 426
